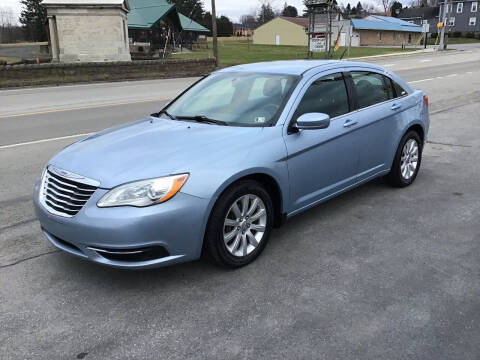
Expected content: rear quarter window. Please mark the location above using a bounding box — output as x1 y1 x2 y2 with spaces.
392 80 408 97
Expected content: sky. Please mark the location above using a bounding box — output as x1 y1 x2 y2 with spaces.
2 0 385 24
1 0 307 24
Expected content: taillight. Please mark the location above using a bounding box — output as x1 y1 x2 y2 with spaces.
423 95 429 107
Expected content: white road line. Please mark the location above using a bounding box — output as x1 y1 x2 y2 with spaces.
0 133 93 150
445 73 458 77
419 59 432 62
409 78 435 84
382 63 396 67
0 97 168 119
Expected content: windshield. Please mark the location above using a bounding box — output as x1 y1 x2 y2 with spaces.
165 72 299 126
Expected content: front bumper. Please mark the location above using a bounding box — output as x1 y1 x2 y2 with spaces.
33 180 210 269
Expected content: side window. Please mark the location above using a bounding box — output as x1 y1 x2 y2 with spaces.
391 80 408 98
351 72 391 108
294 72 349 120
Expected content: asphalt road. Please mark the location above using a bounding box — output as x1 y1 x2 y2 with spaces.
1 48 479 359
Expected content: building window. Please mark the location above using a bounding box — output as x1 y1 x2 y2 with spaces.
469 17 477 25
378 32 382 40
472 2 478 12
457 2 463 13
448 17 455 26
447 3 453 13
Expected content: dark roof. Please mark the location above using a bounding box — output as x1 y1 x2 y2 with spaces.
351 15 423 32
279 16 309 28
399 6 439 20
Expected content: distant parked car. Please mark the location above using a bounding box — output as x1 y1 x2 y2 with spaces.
34 60 429 269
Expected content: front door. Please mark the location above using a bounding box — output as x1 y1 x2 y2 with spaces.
283 72 360 214
275 34 280 45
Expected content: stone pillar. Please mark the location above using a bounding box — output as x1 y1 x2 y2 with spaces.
47 15 59 62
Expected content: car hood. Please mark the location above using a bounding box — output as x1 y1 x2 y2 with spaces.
49 117 265 189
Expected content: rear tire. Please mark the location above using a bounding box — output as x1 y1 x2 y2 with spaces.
387 130 422 188
203 180 274 268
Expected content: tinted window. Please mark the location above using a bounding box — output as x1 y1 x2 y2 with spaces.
392 80 408 98
351 72 391 109
294 73 349 120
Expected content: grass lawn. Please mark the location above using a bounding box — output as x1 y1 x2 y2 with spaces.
172 38 417 67
0 56 22 65
426 36 480 45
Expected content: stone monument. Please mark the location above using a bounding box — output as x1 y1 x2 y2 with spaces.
42 0 131 62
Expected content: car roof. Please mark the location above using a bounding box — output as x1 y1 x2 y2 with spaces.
218 60 383 76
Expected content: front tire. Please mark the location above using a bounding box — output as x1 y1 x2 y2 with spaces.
387 130 422 188
203 180 274 268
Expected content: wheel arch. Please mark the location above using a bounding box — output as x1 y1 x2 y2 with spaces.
204 170 287 233
405 123 425 144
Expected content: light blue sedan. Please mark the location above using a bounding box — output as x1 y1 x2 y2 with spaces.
34 60 429 269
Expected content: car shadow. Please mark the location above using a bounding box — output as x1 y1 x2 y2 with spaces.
54 159 439 295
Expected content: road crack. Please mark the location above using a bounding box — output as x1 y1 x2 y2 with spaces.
0 250 59 269
427 140 472 148
0 218 37 233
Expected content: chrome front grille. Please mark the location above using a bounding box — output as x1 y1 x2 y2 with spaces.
40 166 99 217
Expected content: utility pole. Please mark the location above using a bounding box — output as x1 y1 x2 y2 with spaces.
211 0 218 67
445 0 453 49
438 0 453 50
438 0 446 50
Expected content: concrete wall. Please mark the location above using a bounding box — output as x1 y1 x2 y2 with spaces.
0 58 215 88
46 7 131 62
358 30 423 46
253 18 308 46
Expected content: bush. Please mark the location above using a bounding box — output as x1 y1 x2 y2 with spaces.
465 32 475 38
430 33 438 38
452 31 462 38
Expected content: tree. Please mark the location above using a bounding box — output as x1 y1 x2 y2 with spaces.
0 7 15 28
217 15 233 37
19 0 47 42
378 0 395 14
257 2 276 25
240 14 257 29
391 1 403 16
282 3 298 17
201 12 233 37
167 0 204 23
344 3 352 16
356 1 364 14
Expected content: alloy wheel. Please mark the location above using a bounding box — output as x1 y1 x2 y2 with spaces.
400 138 419 180
223 194 267 257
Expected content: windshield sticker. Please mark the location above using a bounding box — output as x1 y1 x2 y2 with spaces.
255 116 266 124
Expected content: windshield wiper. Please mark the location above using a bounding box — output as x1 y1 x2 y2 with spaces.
176 115 228 126
153 109 176 120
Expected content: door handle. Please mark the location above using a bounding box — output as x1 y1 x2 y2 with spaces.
391 103 401 110
343 119 358 128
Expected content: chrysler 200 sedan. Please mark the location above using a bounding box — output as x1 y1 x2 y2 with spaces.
34 60 429 269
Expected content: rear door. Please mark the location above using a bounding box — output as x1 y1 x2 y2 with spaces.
346 70 405 180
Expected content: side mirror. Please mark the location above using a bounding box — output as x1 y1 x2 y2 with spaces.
296 113 330 130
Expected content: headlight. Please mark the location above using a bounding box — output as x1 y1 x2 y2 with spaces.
97 174 189 208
